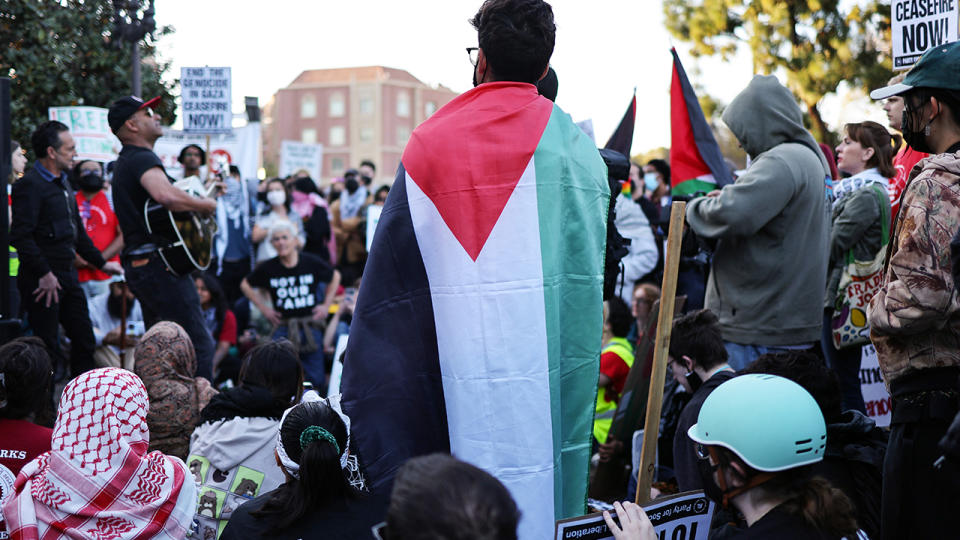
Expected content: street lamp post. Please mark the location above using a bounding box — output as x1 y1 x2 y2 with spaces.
112 0 156 97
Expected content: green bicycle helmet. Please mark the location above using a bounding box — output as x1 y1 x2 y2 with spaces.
687 374 826 472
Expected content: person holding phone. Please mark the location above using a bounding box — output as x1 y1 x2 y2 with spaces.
88 276 144 370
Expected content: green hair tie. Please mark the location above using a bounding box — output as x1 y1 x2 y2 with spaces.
300 425 340 454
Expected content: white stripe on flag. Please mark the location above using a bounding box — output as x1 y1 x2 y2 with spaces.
406 158 555 540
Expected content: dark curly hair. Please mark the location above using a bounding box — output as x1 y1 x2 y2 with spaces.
0 337 54 426
668 309 728 371
470 0 555 84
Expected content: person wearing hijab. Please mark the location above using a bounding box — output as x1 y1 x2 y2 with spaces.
1 367 197 539
134 321 218 460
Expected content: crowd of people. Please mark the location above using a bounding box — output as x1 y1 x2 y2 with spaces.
2 0 960 538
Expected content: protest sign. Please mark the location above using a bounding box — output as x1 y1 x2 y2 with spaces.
892 0 959 69
279 140 324 180
48 106 119 162
181 66 232 133
556 491 715 540
153 124 260 183
860 344 891 428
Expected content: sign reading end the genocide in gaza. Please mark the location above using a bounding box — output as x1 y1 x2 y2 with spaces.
892 0 959 69
181 66 232 134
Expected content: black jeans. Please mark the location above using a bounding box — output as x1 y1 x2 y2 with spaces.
217 257 251 306
882 367 960 540
19 266 95 378
123 253 214 380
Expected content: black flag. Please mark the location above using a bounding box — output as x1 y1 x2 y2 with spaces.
604 92 636 157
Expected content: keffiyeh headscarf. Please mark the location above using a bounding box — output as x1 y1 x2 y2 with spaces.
1 368 196 539
134 322 217 460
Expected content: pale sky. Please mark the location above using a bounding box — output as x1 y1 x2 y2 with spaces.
153 0 887 157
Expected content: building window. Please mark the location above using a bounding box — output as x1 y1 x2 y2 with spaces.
396 91 410 117
360 97 374 116
332 158 345 173
329 126 346 146
425 101 437 117
397 125 411 146
301 128 317 144
300 94 316 118
360 126 374 142
329 93 345 117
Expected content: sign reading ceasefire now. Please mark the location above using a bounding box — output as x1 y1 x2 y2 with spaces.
181 66 232 134
893 0 959 69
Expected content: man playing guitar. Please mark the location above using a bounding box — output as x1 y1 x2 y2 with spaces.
109 95 219 380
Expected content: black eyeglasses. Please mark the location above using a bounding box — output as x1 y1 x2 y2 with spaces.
371 521 388 539
466 47 479 66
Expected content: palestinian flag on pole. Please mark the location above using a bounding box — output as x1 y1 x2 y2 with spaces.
670 47 733 196
604 91 636 157
341 82 609 540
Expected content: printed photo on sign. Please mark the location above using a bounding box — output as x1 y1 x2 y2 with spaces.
555 491 715 540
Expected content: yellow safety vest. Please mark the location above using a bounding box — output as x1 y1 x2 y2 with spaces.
593 336 635 444
9 246 17 277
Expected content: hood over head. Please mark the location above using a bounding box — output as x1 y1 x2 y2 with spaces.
723 75 827 169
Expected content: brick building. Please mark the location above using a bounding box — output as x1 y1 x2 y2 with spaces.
262 66 458 184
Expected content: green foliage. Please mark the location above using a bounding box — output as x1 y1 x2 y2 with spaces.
663 0 891 145
1 0 177 158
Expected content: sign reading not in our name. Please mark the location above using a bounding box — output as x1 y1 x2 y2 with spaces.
181 66 232 134
555 491 715 540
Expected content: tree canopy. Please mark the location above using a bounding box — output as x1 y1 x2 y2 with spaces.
2 0 176 157
663 0 891 145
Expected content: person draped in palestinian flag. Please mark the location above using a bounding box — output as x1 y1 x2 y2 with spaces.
2 368 197 539
340 1 609 538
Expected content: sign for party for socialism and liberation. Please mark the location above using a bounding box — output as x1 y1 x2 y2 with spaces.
892 0 959 69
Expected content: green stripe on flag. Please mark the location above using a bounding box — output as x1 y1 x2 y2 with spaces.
671 178 719 197
534 105 609 519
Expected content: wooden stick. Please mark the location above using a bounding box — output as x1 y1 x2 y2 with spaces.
635 200 686 504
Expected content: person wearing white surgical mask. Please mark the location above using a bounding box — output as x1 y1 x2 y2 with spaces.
252 178 306 263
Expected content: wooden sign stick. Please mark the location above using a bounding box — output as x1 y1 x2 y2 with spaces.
635 200 686 505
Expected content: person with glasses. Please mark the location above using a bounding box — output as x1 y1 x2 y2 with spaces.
108 95 220 380
340 2 609 538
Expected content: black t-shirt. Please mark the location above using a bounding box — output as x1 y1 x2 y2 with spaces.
221 491 374 540
246 252 334 318
113 144 174 254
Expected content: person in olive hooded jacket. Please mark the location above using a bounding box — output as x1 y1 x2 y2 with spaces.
685 75 831 370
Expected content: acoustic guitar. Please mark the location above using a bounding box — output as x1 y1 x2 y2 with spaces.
144 175 218 276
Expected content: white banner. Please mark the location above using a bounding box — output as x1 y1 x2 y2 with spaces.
892 0 959 69
48 106 120 162
279 140 324 180
181 66 232 133
860 344 891 428
153 123 261 183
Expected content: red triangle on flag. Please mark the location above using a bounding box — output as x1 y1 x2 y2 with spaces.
402 82 554 261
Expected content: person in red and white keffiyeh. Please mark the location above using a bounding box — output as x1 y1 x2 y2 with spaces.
1 367 197 539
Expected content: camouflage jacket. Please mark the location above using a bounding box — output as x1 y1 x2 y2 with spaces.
868 150 960 387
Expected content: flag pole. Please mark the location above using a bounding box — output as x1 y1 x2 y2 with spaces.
635 200 685 504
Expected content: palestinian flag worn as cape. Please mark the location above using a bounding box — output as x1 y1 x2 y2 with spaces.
669 48 733 196
341 81 609 540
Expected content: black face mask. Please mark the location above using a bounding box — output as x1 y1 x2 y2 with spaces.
685 369 704 393
696 458 726 506
902 99 937 154
344 178 359 194
361 175 373 186
329 189 342 203
78 172 104 193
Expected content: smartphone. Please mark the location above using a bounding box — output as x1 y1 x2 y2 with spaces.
126 321 145 336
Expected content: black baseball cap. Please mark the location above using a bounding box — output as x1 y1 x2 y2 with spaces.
871 41 960 100
108 95 161 134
